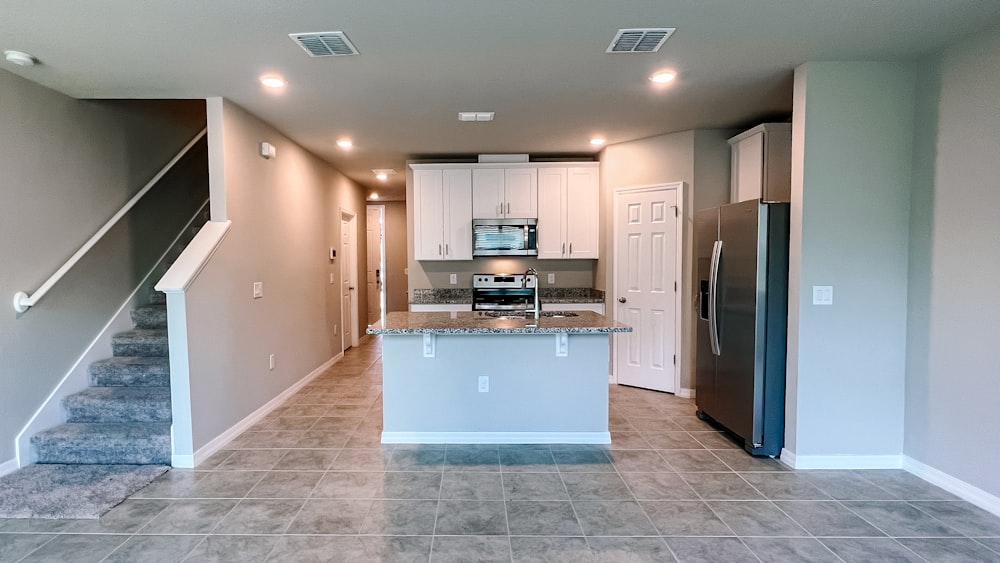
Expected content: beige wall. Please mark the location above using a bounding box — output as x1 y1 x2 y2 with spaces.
599 130 733 392
382 201 409 312
904 24 1000 497
182 98 365 452
0 68 205 463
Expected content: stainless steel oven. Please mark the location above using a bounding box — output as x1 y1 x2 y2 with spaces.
472 273 538 311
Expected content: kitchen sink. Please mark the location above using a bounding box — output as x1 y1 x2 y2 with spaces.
480 311 579 319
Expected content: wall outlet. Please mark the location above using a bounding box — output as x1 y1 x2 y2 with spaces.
269 354 275 371
449 273 458 285
547 273 556 284
478 375 489 393
253 282 263 299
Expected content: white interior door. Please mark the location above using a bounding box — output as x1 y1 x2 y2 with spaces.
341 211 359 350
614 186 680 393
366 206 384 326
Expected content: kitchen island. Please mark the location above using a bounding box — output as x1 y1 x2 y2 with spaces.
367 311 631 444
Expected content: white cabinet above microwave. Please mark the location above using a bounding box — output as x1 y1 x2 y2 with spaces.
472 168 538 219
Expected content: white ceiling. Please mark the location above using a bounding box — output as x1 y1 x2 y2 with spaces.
3 1 999 200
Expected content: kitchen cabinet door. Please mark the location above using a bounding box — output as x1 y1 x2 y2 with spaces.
472 167 537 218
413 169 446 260
536 167 567 259
443 169 473 260
729 123 791 203
565 167 599 258
472 168 504 218
504 168 538 218
413 168 472 260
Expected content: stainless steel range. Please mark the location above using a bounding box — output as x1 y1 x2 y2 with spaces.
472 273 538 311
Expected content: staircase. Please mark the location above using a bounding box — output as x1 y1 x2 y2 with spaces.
30 299 172 465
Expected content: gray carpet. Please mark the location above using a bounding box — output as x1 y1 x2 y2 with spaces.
0 463 168 519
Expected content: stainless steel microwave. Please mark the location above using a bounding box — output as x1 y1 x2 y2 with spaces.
472 218 538 256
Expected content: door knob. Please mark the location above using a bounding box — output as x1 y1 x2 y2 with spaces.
618 297 627 303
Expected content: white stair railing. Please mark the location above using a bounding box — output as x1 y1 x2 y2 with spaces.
13 127 208 313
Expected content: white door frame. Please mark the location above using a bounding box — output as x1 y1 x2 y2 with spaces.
611 182 685 394
341 209 360 349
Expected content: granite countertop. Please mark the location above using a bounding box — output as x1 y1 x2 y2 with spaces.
368 311 631 335
410 288 605 305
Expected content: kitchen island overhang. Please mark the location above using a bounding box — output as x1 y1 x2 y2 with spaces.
367 311 631 445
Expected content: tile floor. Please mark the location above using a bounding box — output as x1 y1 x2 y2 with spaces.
3 335 1000 562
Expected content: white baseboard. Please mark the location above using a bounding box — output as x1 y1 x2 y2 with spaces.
172 352 343 468
904 456 1000 518
381 431 611 445
779 448 903 470
676 387 696 399
0 458 18 477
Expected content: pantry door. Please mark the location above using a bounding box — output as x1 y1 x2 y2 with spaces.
614 183 683 393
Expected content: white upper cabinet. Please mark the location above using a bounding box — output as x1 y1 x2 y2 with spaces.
472 168 537 218
537 165 599 259
413 168 472 261
729 123 792 203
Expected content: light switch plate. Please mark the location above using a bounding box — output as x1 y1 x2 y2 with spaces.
253 282 263 299
449 273 457 285
547 273 556 284
478 375 489 393
813 285 833 305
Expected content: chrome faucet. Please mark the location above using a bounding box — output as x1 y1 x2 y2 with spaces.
524 268 540 319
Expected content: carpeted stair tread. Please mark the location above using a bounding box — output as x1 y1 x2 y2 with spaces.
112 329 168 357
131 304 167 329
148 289 167 305
88 356 170 387
31 422 171 465
64 387 171 423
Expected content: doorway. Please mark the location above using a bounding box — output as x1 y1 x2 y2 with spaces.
613 183 684 393
366 205 385 326
341 210 359 351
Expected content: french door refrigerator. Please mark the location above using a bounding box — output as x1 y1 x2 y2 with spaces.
695 199 789 457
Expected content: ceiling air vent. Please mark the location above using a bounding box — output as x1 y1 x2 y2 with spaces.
289 31 359 57
606 28 675 53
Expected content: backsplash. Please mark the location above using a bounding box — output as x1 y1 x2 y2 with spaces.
411 288 605 304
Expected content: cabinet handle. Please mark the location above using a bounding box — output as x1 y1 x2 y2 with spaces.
445 243 449 255
569 243 573 254
506 202 510 214
562 243 565 255
438 244 442 256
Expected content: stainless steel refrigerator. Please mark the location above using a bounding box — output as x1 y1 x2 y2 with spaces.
695 199 789 457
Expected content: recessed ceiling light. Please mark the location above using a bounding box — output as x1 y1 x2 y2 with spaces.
649 70 676 84
369 192 380 200
336 138 353 149
590 137 606 146
259 74 287 88
4 50 37 67
372 169 396 181
375 173 387 181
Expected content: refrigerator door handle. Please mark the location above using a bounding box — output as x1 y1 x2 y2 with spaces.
708 240 723 356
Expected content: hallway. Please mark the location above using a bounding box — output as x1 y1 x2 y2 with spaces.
2 336 999 562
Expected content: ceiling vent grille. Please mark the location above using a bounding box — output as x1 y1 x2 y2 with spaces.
289 31 359 57
606 28 675 53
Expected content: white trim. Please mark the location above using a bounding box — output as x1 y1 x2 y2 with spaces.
155 221 232 293
171 352 343 468
381 431 611 445
611 182 685 395
778 448 903 470
903 455 1000 518
677 387 696 399
0 458 18 477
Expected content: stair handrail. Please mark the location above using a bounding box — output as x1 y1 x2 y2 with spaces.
13 127 208 313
